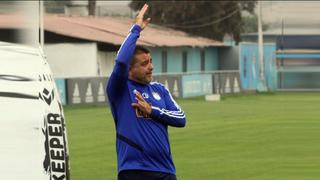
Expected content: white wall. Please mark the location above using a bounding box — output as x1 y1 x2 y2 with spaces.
44 43 98 78
261 1 320 24
97 51 116 77
96 1 133 17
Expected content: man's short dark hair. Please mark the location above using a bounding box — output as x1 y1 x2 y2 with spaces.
134 45 150 54
130 45 150 66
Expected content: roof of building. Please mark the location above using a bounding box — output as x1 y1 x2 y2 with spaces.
0 14 225 47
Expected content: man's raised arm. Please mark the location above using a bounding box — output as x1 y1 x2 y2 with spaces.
106 4 150 101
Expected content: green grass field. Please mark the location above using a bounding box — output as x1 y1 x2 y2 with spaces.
64 92 320 180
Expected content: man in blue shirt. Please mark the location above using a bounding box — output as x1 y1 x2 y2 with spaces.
106 4 186 180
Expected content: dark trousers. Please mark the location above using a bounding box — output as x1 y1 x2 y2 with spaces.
118 170 177 180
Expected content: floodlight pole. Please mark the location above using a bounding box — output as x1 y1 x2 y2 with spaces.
257 1 267 91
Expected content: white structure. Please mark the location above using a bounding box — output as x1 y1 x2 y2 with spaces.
260 1 320 34
205 94 221 101
44 43 116 78
0 41 70 180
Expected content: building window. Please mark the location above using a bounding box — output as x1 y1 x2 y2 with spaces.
182 51 188 72
162 51 167 73
201 50 205 71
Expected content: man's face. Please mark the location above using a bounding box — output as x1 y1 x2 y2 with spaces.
129 52 153 84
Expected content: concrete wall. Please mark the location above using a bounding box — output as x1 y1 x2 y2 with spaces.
205 47 219 71
149 47 184 74
239 43 277 90
219 46 239 70
259 2 320 28
45 43 222 78
167 47 183 73
61 71 241 105
45 43 98 78
241 35 278 43
149 48 162 73
97 51 116 77
280 73 320 89
150 46 220 74
96 1 133 17
187 48 201 71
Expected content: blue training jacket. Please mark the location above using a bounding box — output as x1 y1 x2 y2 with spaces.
106 24 186 175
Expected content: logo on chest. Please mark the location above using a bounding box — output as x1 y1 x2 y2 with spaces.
133 89 149 99
142 92 149 99
152 92 161 100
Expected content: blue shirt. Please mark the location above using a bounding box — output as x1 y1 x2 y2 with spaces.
106 24 186 175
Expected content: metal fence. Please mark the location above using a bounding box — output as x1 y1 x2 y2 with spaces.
57 71 241 105
66 77 107 105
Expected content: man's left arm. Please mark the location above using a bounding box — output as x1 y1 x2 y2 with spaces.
150 88 186 128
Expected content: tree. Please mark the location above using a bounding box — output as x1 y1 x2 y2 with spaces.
242 14 269 33
129 1 256 42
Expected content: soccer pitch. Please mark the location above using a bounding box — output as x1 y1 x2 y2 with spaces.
64 92 320 180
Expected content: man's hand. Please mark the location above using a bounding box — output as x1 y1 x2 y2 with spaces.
135 4 151 30
131 91 152 116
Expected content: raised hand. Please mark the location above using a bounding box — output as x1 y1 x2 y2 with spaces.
135 4 151 30
131 91 152 116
